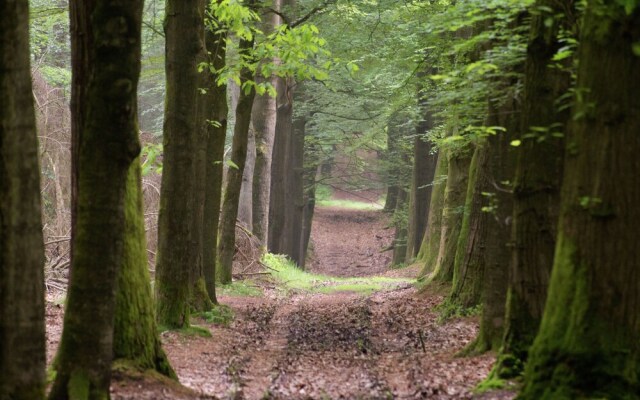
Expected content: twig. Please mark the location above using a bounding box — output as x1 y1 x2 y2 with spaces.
418 330 427 353
44 237 70 246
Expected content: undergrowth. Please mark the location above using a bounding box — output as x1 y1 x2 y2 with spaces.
218 281 262 297
262 253 414 294
195 304 234 326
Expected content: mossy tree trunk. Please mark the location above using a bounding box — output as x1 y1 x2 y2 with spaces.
428 145 471 283
218 34 257 284
252 2 282 244
466 94 519 354
392 189 409 267
301 138 318 265
202 2 229 302
446 142 487 309
284 95 306 266
417 151 448 277
114 162 176 378
49 0 143 397
406 77 438 261
0 1 46 397
190 0 214 313
522 3 640 398
155 0 204 328
494 0 572 378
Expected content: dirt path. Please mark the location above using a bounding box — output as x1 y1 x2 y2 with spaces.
163 287 494 400
45 204 503 399
308 206 394 277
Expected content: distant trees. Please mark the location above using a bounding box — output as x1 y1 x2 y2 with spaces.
0 1 46 398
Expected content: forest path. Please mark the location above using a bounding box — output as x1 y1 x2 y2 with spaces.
158 205 496 399
45 204 501 399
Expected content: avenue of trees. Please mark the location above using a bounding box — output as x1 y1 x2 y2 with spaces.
1 0 639 399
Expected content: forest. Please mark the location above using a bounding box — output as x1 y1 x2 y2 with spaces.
1 0 639 399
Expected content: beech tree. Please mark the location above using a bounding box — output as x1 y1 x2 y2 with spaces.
0 0 46 397
521 2 640 397
49 0 143 397
155 0 209 328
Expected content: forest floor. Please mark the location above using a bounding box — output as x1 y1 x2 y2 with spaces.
45 198 515 399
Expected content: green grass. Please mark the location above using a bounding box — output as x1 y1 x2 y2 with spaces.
263 253 414 294
217 280 263 297
196 304 234 326
316 198 384 210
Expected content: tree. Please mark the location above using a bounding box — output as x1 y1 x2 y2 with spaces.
0 0 46 397
113 162 175 377
155 0 208 328
494 0 573 378
521 3 640 398
49 0 143 397
202 0 230 302
252 3 282 244
218 29 257 284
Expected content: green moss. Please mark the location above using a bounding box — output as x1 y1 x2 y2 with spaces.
68 370 91 400
190 277 214 312
196 304 234 326
436 298 481 323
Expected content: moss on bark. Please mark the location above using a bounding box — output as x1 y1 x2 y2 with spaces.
521 3 640 398
114 162 176 379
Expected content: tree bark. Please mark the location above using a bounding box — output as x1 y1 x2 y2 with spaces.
495 0 572 378
218 33 257 284
0 1 46 397
522 4 640 398
428 146 471 282
114 162 175 378
252 2 282 244
406 78 438 260
202 4 229 302
417 150 448 277
268 77 292 254
238 124 255 228
155 0 204 328
392 189 409 266
50 0 143 397
285 97 306 266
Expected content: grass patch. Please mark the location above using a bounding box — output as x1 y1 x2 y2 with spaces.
195 304 234 326
316 198 383 210
263 253 414 294
159 324 212 338
218 280 262 297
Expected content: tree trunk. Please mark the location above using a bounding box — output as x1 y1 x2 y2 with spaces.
114 162 175 378
429 146 471 282
49 0 143 397
522 4 640 398
268 77 292 254
238 124 255 228
0 1 46 397
447 143 487 309
202 4 228 302
218 34 257 284
190 0 214 312
417 151 448 277
495 0 571 378
465 95 519 355
285 97 306 266
392 189 409 267
406 81 438 260
155 0 204 328
252 2 282 244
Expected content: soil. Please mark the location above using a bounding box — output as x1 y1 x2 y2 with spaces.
44 200 514 399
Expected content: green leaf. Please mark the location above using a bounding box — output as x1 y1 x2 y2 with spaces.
633 42 640 57
510 140 522 147
227 159 240 170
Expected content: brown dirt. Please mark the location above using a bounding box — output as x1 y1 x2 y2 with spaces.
308 206 394 277
44 204 515 399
